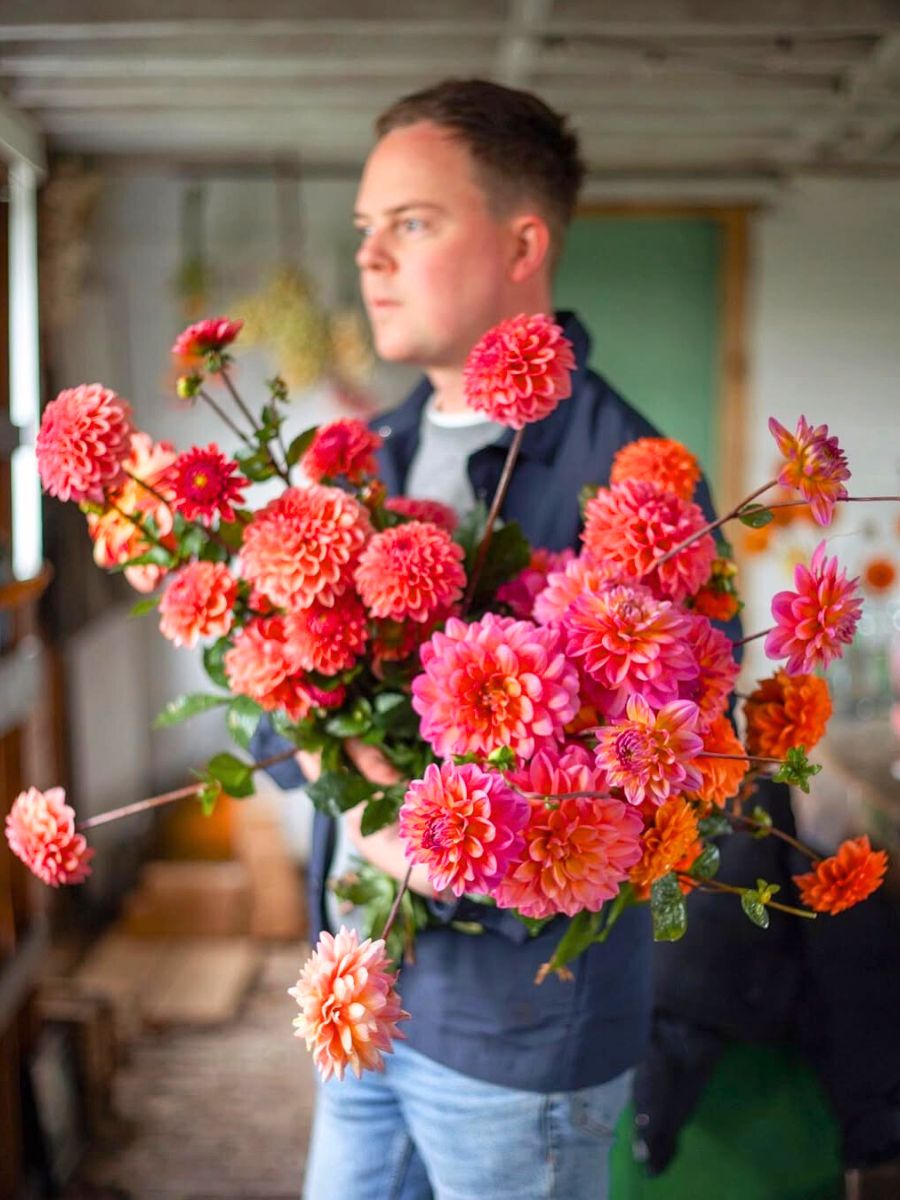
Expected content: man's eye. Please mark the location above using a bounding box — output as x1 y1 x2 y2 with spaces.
356 225 373 241
400 217 425 234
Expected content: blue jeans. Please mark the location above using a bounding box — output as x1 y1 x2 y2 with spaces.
303 1040 633 1200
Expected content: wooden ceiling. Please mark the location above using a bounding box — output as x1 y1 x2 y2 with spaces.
2 0 900 180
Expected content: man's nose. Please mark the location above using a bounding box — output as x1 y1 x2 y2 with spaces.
356 230 392 273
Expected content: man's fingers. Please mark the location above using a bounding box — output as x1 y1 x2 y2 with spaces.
295 749 323 783
345 737 403 786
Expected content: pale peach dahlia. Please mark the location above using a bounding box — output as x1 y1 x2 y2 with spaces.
463 313 575 429
399 762 529 897
224 617 342 722
595 696 703 807
289 927 409 1082
412 614 580 761
159 561 237 649
239 484 371 611
5 787 92 887
355 521 465 624
36 383 134 503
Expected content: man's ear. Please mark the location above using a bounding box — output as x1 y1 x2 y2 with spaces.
508 213 552 284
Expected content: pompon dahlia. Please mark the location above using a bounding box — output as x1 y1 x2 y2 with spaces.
563 582 698 719
412 614 580 761
582 480 716 603
688 715 749 811
168 443 247 526
744 670 832 759
629 796 702 894
769 415 850 527
283 590 369 675
355 521 465 624
400 762 529 897
495 748 642 918
36 383 134 503
87 431 178 593
679 614 739 733
159 561 238 649
385 496 458 534
595 696 703 807
370 611 451 667
289 927 408 1082
224 616 341 722
610 437 701 501
5 787 92 887
496 547 575 620
172 316 243 361
793 836 887 915
532 553 616 626
240 485 371 611
765 541 863 676
301 419 383 484
462 313 575 429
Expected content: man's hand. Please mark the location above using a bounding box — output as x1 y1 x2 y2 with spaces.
295 737 399 787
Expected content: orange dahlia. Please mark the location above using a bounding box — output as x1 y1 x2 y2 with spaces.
289 927 408 1082
610 437 701 501
159 561 238 649
630 796 702 894
399 761 529 897
283 590 369 675
301 418 383 484
766 541 862 675
5 787 93 887
582 480 716 604
224 616 341 722
412 614 580 761
863 557 896 594
689 715 749 811
744 670 832 759
239 484 371 611
769 415 850 527
594 696 703 807
355 521 466 624
462 313 575 429
793 836 887 915
384 496 458 534
36 383 134 503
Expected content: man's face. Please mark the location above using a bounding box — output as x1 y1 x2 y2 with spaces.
354 121 519 370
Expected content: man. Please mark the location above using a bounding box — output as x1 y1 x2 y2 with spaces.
258 79 715 1199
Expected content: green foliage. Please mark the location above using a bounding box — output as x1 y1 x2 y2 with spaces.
235 444 278 482
324 698 373 739
578 483 599 518
129 595 160 617
651 872 688 942
359 787 404 836
285 425 319 467
469 521 531 606
205 752 254 799
202 637 231 688
226 696 263 751
698 811 733 840
330 862 428 965
688 842 721 881
773 746 822 793
740 879 781 929
306 770 376 817
738 503 774 529
749 804 774 837
154 691 230 729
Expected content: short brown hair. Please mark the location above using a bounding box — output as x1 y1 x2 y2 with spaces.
375 78 585 252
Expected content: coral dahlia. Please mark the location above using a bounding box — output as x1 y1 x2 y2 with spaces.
610 437 701 501
384 496 458 534
400 761 529 897
765 541 863 675
159 561 238 649
172 317 243 361
168 443 247 526
301 418 382 484
462 313 575 429
355 521 465 624
36 383 134 503
793 836 887 915
289 927 408 1082
688 715 749 811
5 787 92 887
240 485 371 611
412 614 580 761
594 696 703 807
284 590 369 675
744 671 832 759
769 415 850 527
532 553 615 626
224 617 340 722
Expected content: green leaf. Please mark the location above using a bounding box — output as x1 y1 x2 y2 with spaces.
227 695 263 751
285 425 319 467
360 790 403 837
741 892 770 929
371 692 418 736
117 544 177 569
772 745 822 793
203 637 231 688
471 521 531 602
487 746 517 770
324 698 373 739
306 770 375 817
688 843 721 881
698 811 732 840
197 780 224 816
651 872 688 942
154 692 230 729
206 752 254 799
235 446 277 482
749 805 774 837
178 524 207 560
129 595 160 617
593 883 637 944
514 913 556 937
539 909 604 980
578 483 599 518
453 501 489 561
738 503 774 529
216 519 246 551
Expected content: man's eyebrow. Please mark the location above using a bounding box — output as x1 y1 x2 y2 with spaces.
352 202 445 222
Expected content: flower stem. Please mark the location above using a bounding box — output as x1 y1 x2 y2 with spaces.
684 875 817 918
463 426 525 611
697 751 783 766
727 811 821 861
651 478 779 570
199 388 254 447
764 494 900 512
381 864 414 941
110 502 162 547
220 365 291 484
732 627 774 648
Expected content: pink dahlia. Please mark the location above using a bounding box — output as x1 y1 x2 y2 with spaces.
594 695 703 807
240 484 371 611
563 581 698 719
462 313 575 429
582 480 716 603
159 561 237 649
678 613 739 733
301 419 382 484
765 541 863 675
36 383 134 503
5 787 92 887
496 547 575 620
168 443 247 526
355 521 466 624
172 316 243 361
224 616 341 722
385 496 458 534
412 614 581 761
532 553 616 626
399 762 529 897
283 590 369 675
769 415 850 527
495 749 643 918
289 927 408 1082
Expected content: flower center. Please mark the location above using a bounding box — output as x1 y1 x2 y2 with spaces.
614 728 652 771
422 813 454 850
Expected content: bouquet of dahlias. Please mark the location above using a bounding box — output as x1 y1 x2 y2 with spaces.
7 312 896 1085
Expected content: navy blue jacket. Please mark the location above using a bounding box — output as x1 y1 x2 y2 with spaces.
254 312 725 1091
